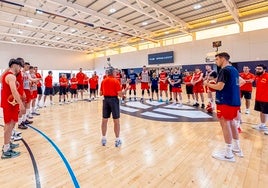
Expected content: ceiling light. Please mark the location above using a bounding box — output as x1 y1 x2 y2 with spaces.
12 38 16 42
193 4 202 10
55 37 61 40
100 36 106 39
109 8 116 13
118 32 122 35
84 42 88 45
26 19 32 23
142 22 148 26
18 30 23 34
165 31 169 34
211 20 217 24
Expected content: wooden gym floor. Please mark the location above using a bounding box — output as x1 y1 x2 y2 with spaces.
0 88 267 188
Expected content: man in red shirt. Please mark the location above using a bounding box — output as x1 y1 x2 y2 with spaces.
252 64 268 134
70 73 78 102
76 68 85 100
159 67 169 103
100 67 127 147
191 67 205 108
88 75 98 101
59 73 69 104
183 71 195 104
43 71 54 106
239 66 255 114
1 59 25 159
34 66 43 108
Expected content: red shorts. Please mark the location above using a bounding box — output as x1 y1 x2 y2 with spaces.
32 90 38 99
24 89 32 103
3 105 19 124
172 87 182 93
193 84 204 93
159 83 168 91
141 82 149 90
121 84 126 90
129 84 136 90
216 104 240 120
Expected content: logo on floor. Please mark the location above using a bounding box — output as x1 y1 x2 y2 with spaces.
120 100 217 122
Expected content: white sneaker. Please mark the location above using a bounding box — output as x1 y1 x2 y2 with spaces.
11 134 22 141
245 109 250 114
264 131 268 135
177 103 183 107
212 150 235 162
252 125 268 131
232 148 244 158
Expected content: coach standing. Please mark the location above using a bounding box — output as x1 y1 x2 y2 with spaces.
100 67 126 147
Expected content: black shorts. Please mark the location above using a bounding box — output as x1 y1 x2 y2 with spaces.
44 87 53 96
59 86 67 95
90 88 96 94
103 97 120 119
254 101 268 114
84 85 88 90
151 86 158 93
169 84 172 92
77 84 84 90
96 84 99 90
70 88 77 95
241 90 252 100
37 87 43 95
186 85 193 94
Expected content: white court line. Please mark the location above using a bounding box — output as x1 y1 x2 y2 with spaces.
145 100 165 106
141 111 176 119
154 108 212 118
120 106 139 113
164 104 195 110
126 101 151 109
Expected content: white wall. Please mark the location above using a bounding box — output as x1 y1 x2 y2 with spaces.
0 43 94 70
94 28 268 73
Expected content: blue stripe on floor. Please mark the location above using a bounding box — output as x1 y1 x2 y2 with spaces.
28 125 80 188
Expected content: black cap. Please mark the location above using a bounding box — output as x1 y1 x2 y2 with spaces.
9 58 22 68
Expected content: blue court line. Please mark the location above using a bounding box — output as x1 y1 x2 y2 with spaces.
28 125 80 188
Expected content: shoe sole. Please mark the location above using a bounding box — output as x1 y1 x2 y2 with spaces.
1 152 21 159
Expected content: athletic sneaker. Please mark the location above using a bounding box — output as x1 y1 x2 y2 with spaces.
134 98 137 101
264 131 268 135
10 142 19 149
11 135 22 141
101 139 107 146
18 122 28 129
159 99 163 102
245 109 250 114
212 150 235 162
24 119 33 124
193 103 199 107
27 114 33 119
140 98 144 103
201 103 205 109
115 140 122 147
13 130 22 136
232 148 244 158
177 103 183 107
32 112 40 116
165 99 169 104
252 125 268 131
1 149 20 159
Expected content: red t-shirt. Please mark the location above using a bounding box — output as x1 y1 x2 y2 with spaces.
76 72 85 84
239 72 255 91
159 72 168 84
183 75 193 86
255 72 268 102
36 72 42 87
192 72 203 86
16 71 24 96
59 77 68 87
45 75 53 88
100 76 121 96
1 72 17 108
89 77 97 89
70 77 78 89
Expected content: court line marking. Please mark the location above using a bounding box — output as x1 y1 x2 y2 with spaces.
0 124 41 188
28 125 80 188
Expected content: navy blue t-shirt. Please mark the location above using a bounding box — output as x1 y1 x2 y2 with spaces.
127 73 138 84
170 73 182 88
151 77 159 88
216 65 241 106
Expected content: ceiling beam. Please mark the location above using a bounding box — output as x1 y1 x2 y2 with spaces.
114 0 189 34
222 0 242 28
